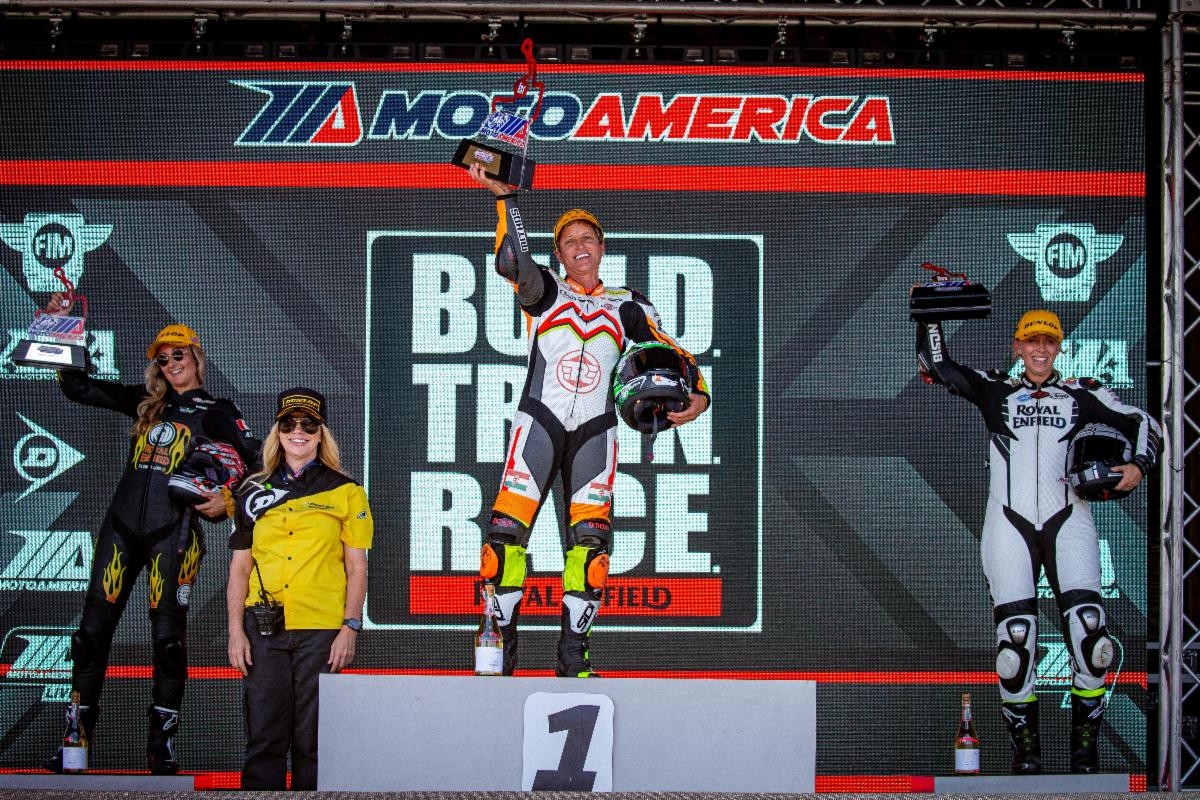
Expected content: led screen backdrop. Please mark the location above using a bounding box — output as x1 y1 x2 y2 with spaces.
0 61 1147 782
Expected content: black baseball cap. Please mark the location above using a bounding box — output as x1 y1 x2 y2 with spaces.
275 387 327 424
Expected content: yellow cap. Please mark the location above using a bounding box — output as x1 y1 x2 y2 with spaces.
146 324 202 359
1014 310 1063 341
553 209 603 245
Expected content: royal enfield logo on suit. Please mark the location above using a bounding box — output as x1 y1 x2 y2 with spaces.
366 228 762 631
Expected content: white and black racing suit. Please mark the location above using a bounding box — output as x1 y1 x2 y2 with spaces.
916 321 1161 703
480 193 709 676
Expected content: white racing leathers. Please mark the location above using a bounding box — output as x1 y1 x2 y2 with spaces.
480 194 709 675
917 322 1161 702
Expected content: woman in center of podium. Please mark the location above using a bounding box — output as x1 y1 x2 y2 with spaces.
226 388 373 790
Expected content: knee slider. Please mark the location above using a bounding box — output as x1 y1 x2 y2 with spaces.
995 615 1037 698
153 636 187 680
1066 604 1112 677
564 544 609 593
480 539 528 590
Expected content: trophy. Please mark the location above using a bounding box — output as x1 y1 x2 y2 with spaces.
909 262 992 322
451 38 543 189
13 265 89 370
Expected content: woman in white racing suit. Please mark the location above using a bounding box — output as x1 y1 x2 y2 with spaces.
917 309 1160 774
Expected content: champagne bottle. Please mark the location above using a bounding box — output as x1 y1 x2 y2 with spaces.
954 692 980 774
62 690 88 774
474 583 504 676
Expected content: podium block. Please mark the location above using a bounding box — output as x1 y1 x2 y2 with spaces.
934 773 1130 793
318 675 815 792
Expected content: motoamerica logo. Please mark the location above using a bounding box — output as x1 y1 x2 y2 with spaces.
1009 339 1132 389
1007 223 1123 302
0 531 91 591
0 213 120 381
1 627 73 702
236 83 895 146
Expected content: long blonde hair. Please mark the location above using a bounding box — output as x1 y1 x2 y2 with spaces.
247 420 343 485
133 345 207 436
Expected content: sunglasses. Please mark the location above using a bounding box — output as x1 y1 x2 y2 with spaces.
154 348 189 367
279 416 321 434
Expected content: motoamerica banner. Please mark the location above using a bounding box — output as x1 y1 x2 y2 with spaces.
0 61 1147 778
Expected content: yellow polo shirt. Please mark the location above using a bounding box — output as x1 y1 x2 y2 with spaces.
231 463 373 630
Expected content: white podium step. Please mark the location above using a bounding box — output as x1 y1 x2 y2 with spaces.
0 773 195 791
935 773 1130 793
318 674 816 792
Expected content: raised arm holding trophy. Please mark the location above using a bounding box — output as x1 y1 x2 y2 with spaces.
451 37 543 190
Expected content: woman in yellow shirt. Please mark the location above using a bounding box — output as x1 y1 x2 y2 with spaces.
225 388 372 790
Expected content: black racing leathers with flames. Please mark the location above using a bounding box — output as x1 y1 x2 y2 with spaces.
56 369 259 713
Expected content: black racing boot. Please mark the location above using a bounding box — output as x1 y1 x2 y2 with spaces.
43 704 99 773
556 630 601 677
1070 693 1105 774
146 705 180 775
1001 699 1041 775
556 598 601 678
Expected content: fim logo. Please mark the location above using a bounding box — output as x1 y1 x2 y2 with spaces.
1007 223 1123 302
0 213 112 293
0 531 91 592
234 81 363 146
1 627 73 703
14 412 85 500
1010 338 1131 389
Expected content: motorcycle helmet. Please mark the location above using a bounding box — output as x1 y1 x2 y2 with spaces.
1067 423 1134 502
612 342 691 434
167 438 247 505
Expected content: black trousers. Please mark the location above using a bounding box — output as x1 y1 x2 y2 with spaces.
241 611 337 791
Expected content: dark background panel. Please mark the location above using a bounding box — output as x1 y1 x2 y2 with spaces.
0 64 1149 776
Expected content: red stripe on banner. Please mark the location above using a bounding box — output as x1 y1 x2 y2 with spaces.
0 60 1143 82
0 160 1145 197
408 575 723 616
817 775 934 792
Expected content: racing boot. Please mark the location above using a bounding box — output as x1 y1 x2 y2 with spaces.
146 705 180 775
43 703 99 773
557 593 602 678
1069 692 1105 774
1000 699 1041 774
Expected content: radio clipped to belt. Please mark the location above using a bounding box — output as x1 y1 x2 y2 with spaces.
909 262 992 322
250 560 283 637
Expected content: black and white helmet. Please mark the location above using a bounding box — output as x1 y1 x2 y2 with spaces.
612 342 691 434
1067 423 1134 502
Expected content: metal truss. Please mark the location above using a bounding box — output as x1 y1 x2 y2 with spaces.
1160 3 1200 790
0 0 1162 28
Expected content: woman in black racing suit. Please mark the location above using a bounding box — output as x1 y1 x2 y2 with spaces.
42 304 259 775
